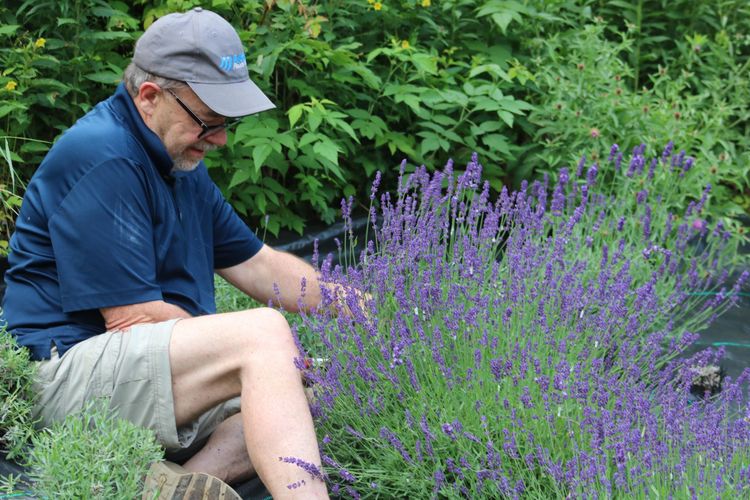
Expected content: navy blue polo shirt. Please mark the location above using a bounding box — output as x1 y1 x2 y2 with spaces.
2 83 262 361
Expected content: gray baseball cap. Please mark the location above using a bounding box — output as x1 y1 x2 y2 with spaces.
133 7 275 117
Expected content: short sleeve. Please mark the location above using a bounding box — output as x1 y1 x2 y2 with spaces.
209 182 262 268
49 160 162 312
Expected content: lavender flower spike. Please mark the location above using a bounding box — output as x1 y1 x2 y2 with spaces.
608 143 619 161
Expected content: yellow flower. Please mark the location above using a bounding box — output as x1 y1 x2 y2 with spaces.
367 0 374 3
421 0 431 6
373 1 382 10
5 81 17 91
401 40 410 49
34 37 46 49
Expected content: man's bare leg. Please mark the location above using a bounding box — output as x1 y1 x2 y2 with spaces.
169 308 328 499
182 413 255 484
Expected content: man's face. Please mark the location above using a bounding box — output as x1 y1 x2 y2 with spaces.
151 87 228 172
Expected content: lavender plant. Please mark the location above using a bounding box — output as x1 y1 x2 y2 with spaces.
294 148 749 498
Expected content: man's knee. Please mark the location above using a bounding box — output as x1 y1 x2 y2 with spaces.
229 307 295 354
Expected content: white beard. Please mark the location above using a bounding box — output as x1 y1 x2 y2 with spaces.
170 141 218 173
171 158 201 173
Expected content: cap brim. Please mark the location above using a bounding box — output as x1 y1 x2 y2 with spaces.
188 78 275 118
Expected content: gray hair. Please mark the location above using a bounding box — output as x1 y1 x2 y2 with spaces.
122 62 187 97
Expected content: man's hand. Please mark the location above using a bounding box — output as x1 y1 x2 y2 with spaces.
100 300 192 331
321 282 372 319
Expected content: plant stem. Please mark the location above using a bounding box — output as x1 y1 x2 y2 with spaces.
633 0 643 92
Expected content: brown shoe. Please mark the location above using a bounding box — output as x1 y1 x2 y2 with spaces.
142 461 242 500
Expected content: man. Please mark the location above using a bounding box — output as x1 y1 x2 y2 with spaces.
1 8 329 499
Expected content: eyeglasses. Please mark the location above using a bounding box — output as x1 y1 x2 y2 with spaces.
165 88 240 139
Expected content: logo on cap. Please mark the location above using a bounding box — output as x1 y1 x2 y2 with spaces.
219 53 247 73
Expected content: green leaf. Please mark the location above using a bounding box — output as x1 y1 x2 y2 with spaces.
312 139 340 166
229 168 252 189
365 47 385 63
299 132 321 149
471 121 503 135
84 72 121 85
491 12 519 34
275 133 296 151
308 110 323 132
393 94 422 114
420 133 441 156
469 64 511 81
253 144 273 171
0 25 20 36
28 78 70 92
497 110 514 127
88 31 133 41
19 141 50 154
262 176 286 194
327 118 359 142
500 97 534 114
411 53 438 75
288 104 305 128
481 133 511 156
431 115 455 127
0 103 27 119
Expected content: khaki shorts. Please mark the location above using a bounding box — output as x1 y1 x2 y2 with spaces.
32 319 240 460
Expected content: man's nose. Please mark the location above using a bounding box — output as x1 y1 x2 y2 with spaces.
204 128 228 146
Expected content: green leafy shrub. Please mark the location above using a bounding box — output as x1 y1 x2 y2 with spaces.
26 399 163 500
0 140 26 256
0 323 37 461
0 0 139 252
197 0 535 234
3 0 537 237
521 18 749 245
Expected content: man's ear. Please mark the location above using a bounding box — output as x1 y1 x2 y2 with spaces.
134 82 162 117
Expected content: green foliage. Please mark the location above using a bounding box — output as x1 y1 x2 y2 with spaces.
0 0 138 165
2 0 536 237
0 0 138 252
520 15 750 242
197 0 536 234
214 274 260 313
0 140 26 256
1 0 748 241
0 324 37 461
26 399 163 500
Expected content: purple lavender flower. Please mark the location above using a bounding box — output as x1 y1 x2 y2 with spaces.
379 426 414 463
643 205 652 239
279 456 326 481
302 149 744 498
683 157 694 173
608 144 620 161
559 167 570 185
577 155 586 178
647 157 657 180
662 140 674 161
636 189 648 204
587 163 598 187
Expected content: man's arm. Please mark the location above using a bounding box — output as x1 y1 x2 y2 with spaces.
217 244 322 313
100 300 192 331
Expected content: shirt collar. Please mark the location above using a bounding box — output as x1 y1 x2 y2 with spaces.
109 82 175 178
